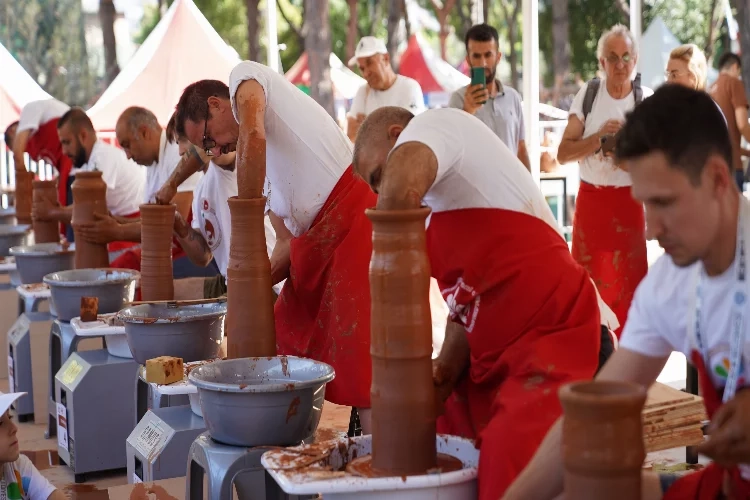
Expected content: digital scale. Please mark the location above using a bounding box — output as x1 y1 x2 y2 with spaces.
55 348 139 483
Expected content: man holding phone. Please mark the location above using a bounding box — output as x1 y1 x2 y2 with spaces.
449 23 530 171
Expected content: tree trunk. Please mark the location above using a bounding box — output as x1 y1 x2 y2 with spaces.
733 0 750 97
704 0 720 60
303 0 335 118
430 0 457 60
551 0 570 106
387 0 402 66
246 0 261 62
483 0 490 23
499 0 521 88
346 0 358 63
99 0 119 85
403 0 411 44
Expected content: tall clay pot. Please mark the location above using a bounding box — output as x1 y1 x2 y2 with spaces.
71 171 109 269
139 204 175 301
226 197 276 358
366 207 437 476
15 171 34 225
559 381 647 500
32 179 60 243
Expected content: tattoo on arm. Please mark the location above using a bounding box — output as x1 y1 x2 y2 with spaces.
187 145 208 168
187 228 211 258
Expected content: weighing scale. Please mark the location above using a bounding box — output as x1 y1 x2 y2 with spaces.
55 349 139 483
186 432 317 500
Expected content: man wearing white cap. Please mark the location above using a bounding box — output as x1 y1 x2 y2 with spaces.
346 36 425 141
0 392 65 500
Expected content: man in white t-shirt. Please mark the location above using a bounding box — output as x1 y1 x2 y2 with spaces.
0 392 65 500
171 63 378 429
505 86 750 500
354 106 606 499
346 36 425 141
559 24 653 338
31 108 146 258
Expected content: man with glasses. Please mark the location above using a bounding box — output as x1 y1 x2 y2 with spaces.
556 24 653 337
167 64 378 433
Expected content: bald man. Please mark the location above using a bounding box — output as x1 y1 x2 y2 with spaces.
32 107 146 260
354 106 606 499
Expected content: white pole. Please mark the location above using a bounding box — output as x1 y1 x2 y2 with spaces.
630 0 642 56
523 0 540 185
472 0 484 24
267 0 279 71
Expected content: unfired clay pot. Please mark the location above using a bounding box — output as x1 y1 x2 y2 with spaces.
15 171 34 225
71 171 109 269
32 179 60 243
366 207 437 477
226 196 276 358
559 380 647 500
139 204 175 301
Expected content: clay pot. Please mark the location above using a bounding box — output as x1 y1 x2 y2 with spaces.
71 171 109 269
139 204 175 301
32 179 60 243
366 207 437 477
226 197 276 358
15 171 34 225
559 381 647 500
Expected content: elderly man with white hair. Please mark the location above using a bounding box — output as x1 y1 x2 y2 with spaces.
556 24 653 338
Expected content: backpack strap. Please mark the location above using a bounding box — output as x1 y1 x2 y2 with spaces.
582 77 601 121
633 72 643 105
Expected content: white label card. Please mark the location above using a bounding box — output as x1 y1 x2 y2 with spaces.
134 420 174 461
56 403 68 452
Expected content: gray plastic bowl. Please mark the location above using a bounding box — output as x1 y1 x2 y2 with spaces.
10 243 75 284
189 356 335 447
117 302 227 364
0 225 30 257
0 208 17 225
43 268 139 321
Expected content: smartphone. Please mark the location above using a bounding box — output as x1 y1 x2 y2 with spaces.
470 67 487 104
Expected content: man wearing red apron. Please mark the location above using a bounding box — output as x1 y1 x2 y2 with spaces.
558 25 653 336
32 108 145 259
353 106 603 499
505 86 750 500
5 99 72 234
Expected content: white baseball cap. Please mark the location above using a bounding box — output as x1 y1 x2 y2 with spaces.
348 37 388 67
0 392 25 416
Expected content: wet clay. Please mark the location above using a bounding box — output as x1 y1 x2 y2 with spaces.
139 203 175 301
71 171 109 269
346 453 463 478
21 449 59 470
32 179 60 243
559 381 647 500
366 207 437 476
226 197 276 357
15 170 34 224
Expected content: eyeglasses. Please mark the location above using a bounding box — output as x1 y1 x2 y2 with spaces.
605 54 633 65
202 107 216 156
665 70 688 80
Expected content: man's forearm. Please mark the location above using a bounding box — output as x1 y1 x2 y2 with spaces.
118 222 142 243
436 320 471 382
503 418 565 499
13 152 27 172
517 147 531 172
376 144 437 211
175 228 212 267
236 134 266 199
167 145 206 192
51 205 73 224
556 134 600 165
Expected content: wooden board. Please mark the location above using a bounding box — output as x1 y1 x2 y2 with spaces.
642 382 706 452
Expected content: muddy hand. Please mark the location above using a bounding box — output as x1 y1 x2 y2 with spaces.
76 212 120 245
31 198 58 221
154 182 177 205
696 389 750 466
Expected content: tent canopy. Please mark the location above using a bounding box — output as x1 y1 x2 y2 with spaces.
0 43 52 131
286 52 365 100
87 0 241 132
398 34 469 94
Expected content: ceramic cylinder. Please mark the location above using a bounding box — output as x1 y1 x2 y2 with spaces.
15 171 34 225
32 179 59 243
560 380 647 500
71 171 109 269
226 196 276 358
367 207 437 476
139 204 175 301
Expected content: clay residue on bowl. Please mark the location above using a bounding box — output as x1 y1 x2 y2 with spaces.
22 283 49 292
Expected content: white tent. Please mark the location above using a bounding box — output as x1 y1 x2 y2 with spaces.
0 43 52 131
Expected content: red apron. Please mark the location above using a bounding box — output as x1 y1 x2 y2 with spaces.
275 166 376 409
664 352 750 500
25 118 72 207
572 182 647 337
428 208 601 499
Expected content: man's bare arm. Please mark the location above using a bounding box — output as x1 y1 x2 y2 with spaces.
517 140 531 172
503 348 668 500
117 222 142 242
175 226 213 267
556 116 600 165
235 79 267 199
38 205 73 224
172 191 193 219
734 107 750 144
12 129 31 172
155 145 208 204
375 142 438 211
347 116 362 142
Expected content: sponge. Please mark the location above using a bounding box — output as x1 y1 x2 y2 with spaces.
145 356 184 385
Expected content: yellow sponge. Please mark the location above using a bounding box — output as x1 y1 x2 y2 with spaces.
145 356 184 385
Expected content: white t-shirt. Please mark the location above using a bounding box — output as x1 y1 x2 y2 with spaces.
75 140 146 217
143 130 202 203
394 108 619 329
620 199 750 390
1 455 56 500
229 61 352 237
347 75 425 117
16 99 70 135
568 79 654 187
